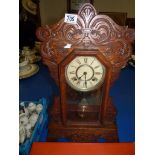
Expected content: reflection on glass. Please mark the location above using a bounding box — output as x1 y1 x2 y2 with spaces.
66 84 104 123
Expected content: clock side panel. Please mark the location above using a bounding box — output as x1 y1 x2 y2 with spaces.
41 57 62 124
43 58 59 86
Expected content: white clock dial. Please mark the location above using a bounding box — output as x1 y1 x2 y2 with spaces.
65 56 106 92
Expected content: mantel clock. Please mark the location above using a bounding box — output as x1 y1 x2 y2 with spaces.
36 3 134 142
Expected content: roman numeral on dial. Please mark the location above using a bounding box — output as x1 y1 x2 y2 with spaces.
69 71 75 74
92 77 98 81
94 65 100 69
76 59 81 65
71 77 77 81
76 80 80 85
90 58 95 65
84 58 88 63
95 72 102 75
71 65 76 69
89 81 93 86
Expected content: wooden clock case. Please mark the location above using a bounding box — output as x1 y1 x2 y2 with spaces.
36 3 134 142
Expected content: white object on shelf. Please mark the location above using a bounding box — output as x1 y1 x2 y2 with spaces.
29 113 39 127
36 104 43 114
19 124 26 144
19 113 29 126
28 102 36 113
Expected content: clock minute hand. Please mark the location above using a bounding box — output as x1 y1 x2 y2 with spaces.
84 72 87 88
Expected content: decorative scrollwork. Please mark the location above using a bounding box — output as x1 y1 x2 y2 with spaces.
78 3 97 28
36 3 134 84
62 23 84 44
37 3 134 47
36 25 52 41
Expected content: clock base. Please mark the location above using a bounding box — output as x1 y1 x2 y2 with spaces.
47 96 119 142
47 123 119 142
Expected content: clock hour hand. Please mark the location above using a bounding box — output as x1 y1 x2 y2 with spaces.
84 72 87 88
78 74 84 80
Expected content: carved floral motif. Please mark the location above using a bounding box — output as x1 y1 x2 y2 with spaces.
36 2 134 123
36 3 134 85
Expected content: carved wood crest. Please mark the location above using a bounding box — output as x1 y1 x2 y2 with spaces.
36 3 134 85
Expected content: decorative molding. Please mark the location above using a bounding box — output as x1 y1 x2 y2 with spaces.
37 3 134 74
36 3 134 84
36 3 134 142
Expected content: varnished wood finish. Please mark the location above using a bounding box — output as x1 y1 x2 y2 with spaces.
36 3 134 142
47 124 118 142
59 50 112 126
47 97 118 142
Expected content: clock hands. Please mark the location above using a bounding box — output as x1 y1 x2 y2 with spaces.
77 72 87 88
76 72 85 86
78 74 85 80
84 72 87 88
77 72 87 80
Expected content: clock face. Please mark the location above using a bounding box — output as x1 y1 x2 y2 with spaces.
65 56 106 92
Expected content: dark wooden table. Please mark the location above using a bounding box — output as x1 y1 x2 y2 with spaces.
30 142 134 155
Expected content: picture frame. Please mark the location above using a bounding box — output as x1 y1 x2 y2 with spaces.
67 0 94 13
99 12 127 26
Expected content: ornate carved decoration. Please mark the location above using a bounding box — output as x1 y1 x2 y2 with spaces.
36 3 134 84
48 126 118 142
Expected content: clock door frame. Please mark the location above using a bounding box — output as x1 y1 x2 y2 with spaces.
59 49 112 126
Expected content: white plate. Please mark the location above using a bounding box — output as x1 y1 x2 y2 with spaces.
19 64 39 79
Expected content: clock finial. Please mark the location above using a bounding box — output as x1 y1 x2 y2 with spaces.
78 3 97 28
